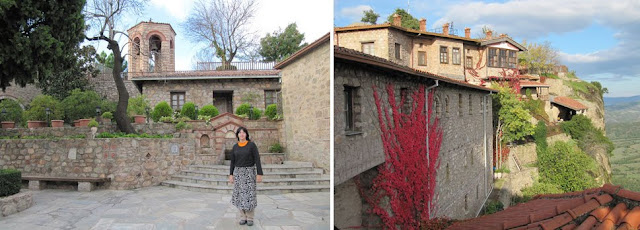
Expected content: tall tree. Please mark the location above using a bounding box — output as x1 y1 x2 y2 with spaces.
259 23 307 62
361 9 379 24
183 0 257 67
37 45 99 100
0 0 86 91
518 41 559 75
84 0 146 133
97 50 128 71
386 8 419 30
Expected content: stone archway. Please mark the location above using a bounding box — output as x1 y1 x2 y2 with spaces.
0 96 25 110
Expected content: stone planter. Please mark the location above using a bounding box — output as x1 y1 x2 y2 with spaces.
50 120 64 127
27 121 46 128
1 121 15 129
76 119 90 127
134 115 146 124
0 191 34 217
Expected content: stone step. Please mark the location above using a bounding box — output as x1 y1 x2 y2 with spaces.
189 164 315 173
180 169 324 179
170 175 330 186
222 160 313 167
161 180 329 195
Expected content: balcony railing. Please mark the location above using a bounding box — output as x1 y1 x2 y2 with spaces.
196 61 276 71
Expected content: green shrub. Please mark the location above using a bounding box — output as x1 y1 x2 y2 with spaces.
523 98 547 122
127 94 149 117
61 89 104 122
492 87 535 143
24 95 64 121
180 102 197 120
516 182 564 203
0 169 21 197
250 108 263 120
101 111 113 120
538 141 598 192
159 116 174 123
235 103 251 116
175 121 192 131
0 99 24 125
197 115 212 121
268 143 284 153
175 116 190 123
265 104 278 120
199 105 219 117
151 101 172 122
561 114 614 155
484 200 504 215
534 121 548 152
88 119 99 128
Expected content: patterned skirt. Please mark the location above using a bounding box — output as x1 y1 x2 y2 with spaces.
232 166 257 211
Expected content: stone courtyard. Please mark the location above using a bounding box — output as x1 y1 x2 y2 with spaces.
0 187 329 230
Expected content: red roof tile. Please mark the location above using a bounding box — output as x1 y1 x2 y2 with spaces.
552 96 588 111
448 184 640 230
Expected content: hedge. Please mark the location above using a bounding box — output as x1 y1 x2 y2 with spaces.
180 102 197 120
0 169 21 197
199 105 219 117
151 101 172 122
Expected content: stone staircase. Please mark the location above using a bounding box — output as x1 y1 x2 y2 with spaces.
161 160 329 194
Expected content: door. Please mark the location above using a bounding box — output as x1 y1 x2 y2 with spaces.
213 91 233 114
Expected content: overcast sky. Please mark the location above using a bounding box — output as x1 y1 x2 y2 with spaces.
335 0 640 97
87 0 332 72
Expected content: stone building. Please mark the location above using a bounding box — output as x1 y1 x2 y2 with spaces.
549 96 588 122
334 46 496 227
274 33 330 172
334 14 526 85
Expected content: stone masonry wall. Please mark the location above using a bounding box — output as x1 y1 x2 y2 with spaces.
334 59 494 223
0 81 41 108
142 78 280 113
335 29 390 59
89 71 141 102
280 41 330 172
0 138 197 190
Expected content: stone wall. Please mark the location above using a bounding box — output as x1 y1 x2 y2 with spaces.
0 126 114 138
280 41 330 172
0 138 199 190
0 191 33 217
0 81 42 108
141 78 280 113
89 71 141 102
335 29 390 59
334 58 494 222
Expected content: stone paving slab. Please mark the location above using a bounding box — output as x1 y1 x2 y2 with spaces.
0 187 329 230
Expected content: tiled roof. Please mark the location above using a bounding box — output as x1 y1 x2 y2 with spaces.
552 96 588 111
480 37 527 51
128 70 280 81
334 46 497 93
448 184 640 230
274 33 330 69
335 23 479 43
520 81 550 87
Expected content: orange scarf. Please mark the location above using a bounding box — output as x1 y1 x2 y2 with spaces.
238 141 248 147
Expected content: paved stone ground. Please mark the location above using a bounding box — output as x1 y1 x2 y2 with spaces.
0 187 330 230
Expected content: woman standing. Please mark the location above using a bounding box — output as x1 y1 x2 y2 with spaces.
229 127 263 226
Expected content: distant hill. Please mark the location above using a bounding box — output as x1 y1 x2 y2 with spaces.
604 95 640 106
605 100 640 124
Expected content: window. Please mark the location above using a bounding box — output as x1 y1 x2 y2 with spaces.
344 86 356 131
133 37 141 55
469 94 473 115
171 92 185 110
440 46 448 64
508 50 517 68
400 88 410 114
418 51 427 66
458 93 463 117
452 48 461 65
445 96 450 116
488 48 497 67
395 43 401 59
264 90 279 107
465 56 473 68
499 49 507 68
434 97 441 118
362 42 374 55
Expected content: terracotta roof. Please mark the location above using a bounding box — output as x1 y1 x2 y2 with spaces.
274 33 330 69
128 70 280 81
335 23 479 43
480 37 527 51
448 184 640 230
127 21 176 35
552 96 588 111
520 81 550 87
334 46 496 93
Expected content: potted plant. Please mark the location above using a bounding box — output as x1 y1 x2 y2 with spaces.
88 119 99 138
50 120 64 127
0 99 23 129
101 112 113 125
24 95 63 128
1 121 15 129
77 119 91 127
133 115 146 124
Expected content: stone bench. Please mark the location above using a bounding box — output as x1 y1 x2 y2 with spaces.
22 176 110 192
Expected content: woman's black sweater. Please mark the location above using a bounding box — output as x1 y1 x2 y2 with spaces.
229 141 263 175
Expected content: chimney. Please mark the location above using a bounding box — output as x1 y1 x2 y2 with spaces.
392 14 401 27
442 23 450 35
465 28 471 38
419 18 426 32
500 33 507 38
486 30 493 39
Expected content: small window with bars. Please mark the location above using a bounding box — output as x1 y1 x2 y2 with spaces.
440 46 448 64
465 56 473 68
171 92 185 110
452 48 461 65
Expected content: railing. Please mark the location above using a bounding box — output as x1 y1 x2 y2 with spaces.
196 61 276 71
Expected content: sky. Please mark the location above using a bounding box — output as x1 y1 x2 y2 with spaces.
85 0 332 72
335 0 640 97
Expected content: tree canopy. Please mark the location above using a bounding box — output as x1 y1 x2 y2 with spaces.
361 9 379 24
97 51 128 71
493 86 535 143
0 0 86 91
259 23 307 62
386 8 419 30
518 41 559 75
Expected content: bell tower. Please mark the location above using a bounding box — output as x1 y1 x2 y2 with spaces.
127 21 176 73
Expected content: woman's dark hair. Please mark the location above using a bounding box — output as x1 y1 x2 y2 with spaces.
235 127 251 141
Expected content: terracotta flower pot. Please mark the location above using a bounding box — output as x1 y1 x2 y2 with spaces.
28 120 45 128
134 115 146 124
1 121 15 129
77 119 90 127
51 120 64 127
74 120 80 127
